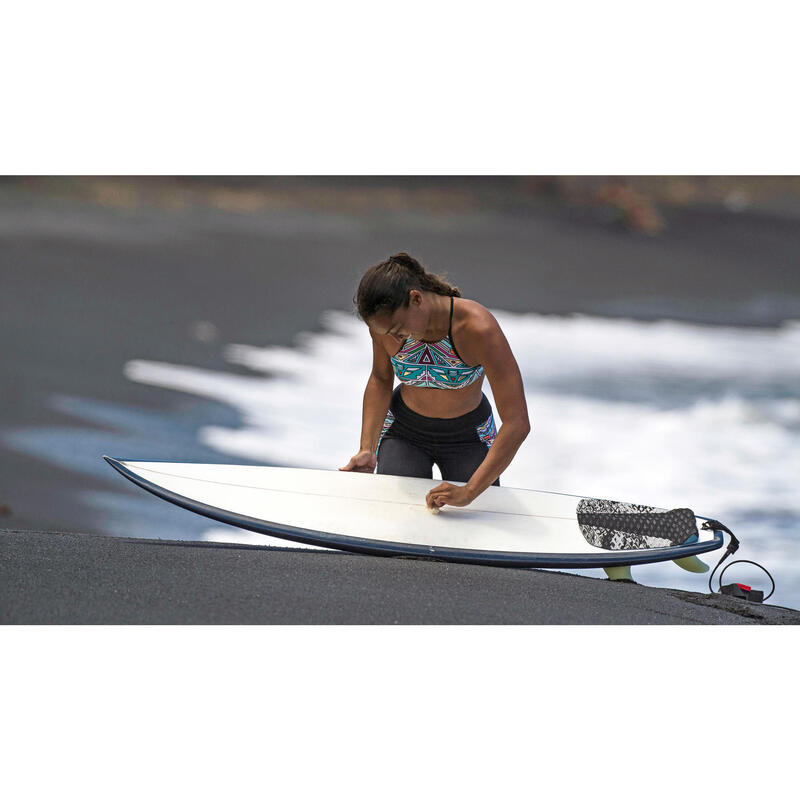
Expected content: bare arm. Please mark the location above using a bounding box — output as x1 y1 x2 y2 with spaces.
426 313 530 508
359 374 394 453
341 330 395 471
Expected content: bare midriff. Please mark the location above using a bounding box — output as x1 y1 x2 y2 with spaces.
398 379 485 418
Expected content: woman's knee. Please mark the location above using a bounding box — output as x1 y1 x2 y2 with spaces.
377 437 433 479
436 447 500 486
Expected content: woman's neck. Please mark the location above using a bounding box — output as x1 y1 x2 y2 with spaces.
420 295 451 342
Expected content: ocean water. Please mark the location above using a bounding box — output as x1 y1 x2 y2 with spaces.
113 309 800 610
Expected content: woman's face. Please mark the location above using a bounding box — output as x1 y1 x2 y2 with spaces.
367 290 430 343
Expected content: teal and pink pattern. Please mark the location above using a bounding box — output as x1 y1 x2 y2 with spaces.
375 408 395 455
390 336 485 389
476 412 497 448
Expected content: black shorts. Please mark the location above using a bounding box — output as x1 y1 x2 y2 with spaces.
376 385 500 485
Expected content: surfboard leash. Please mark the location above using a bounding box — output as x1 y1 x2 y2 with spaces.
701 519 775 602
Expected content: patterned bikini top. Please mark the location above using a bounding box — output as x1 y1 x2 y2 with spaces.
390 296 485 389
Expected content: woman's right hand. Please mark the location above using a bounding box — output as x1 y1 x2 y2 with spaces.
339 449 377 474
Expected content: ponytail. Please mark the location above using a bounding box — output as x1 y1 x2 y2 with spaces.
354 252 461 321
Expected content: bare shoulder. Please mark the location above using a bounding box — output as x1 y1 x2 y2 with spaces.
452 298 502 364
454 298 500 334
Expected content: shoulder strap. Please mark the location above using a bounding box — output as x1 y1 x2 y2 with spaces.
447 295 454 338
448 295 470 365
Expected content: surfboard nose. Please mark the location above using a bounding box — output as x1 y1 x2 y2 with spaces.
103 456 127 475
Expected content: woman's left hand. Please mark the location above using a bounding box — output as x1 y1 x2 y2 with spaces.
426 482 474 510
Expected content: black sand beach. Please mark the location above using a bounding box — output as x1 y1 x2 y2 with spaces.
2 177 799 623
3 530 799 624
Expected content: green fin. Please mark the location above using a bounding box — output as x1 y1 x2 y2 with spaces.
673 555 709 573
604 565 633 581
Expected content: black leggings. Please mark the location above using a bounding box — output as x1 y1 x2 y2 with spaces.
376 385 500 486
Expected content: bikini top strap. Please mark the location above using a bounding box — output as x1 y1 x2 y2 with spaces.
448 295 454 338
448 295 470 366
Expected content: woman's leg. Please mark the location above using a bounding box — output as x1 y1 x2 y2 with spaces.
376 436 435 479
435 441 500 486
434 407 501 486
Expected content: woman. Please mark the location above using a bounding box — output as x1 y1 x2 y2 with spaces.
340 252 530 511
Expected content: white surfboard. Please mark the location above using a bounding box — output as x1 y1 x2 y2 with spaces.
104 457 724 575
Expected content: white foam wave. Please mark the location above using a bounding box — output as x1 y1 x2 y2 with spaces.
494 313 800 384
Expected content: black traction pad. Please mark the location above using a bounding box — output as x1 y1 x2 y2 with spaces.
577 499 697 551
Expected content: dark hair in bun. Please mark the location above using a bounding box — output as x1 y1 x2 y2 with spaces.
354 252 461 321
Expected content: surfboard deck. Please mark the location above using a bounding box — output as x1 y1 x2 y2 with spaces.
104 457 724 570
